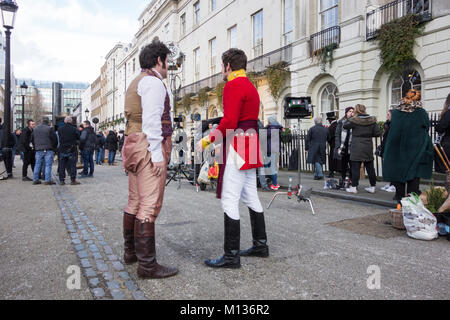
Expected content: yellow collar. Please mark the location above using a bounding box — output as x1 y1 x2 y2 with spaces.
227 69 247 82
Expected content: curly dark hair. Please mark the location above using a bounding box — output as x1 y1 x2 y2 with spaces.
139 39 172 70
222 48 247 71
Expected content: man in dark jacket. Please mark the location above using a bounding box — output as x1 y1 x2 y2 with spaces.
58 116 81 185
105 130 118 165
306 117 330 180
12 128 21 169
343 104 381 194
0 118 16 178
326 111 339 178
79 120 96 178
31 117 58 185
265 115 284 190
95 132 105 165
18 119 36 181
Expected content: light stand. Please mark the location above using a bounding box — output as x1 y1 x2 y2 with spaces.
267 117 315 215
166 120 194 189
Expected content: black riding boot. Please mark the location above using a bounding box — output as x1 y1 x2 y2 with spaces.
205 213 240 269
240 209 269 257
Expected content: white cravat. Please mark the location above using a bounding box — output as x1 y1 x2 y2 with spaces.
137 70 167 163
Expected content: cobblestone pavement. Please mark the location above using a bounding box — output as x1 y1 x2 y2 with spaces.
51 175 146 300
1 158 449 300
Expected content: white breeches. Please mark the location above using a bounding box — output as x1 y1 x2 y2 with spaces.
221 152 264 220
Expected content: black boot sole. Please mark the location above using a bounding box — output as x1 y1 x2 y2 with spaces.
204 260 241 269
240 251 269 258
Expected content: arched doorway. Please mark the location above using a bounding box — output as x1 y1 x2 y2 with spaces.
320 83 339 121
208 105 219 119
389 68 422 108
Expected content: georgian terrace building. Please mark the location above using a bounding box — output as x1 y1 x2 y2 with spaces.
94 0 450 133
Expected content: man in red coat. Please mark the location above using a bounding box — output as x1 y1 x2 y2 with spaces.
198 48 269 269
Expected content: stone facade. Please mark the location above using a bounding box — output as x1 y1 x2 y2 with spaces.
93 0 450 133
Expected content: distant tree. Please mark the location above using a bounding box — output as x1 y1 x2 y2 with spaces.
29 92 45 123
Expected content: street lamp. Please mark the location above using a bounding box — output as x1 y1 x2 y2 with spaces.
0 0 18 177
84 108 89 121
20 81 28 129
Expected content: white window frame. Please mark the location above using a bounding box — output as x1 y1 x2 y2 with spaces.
319 83 339 121
194 47 200 81
252 10 264 58
194 1 200 27
180 13 186 35
209 37 217 75
228 25 237 48
164 22 170 40
283 0 294 45
210 0 216 12
318 0 338 31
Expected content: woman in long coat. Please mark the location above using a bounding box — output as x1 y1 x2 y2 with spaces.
305 117 329 180
343 104 381 194
382 90 434 204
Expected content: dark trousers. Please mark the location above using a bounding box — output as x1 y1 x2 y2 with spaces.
108 150 116 164
2 148 12 174
341 153 351 182
82 150 95 176
351 160 376 187
59 151 77 182
22 151 35 178
393 178 421 202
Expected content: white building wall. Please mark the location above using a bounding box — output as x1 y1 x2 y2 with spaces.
99 0 450 133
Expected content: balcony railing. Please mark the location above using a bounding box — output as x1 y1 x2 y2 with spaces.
309 26 341 57
178 44 293 98
247 44 292 73
366 0 432 40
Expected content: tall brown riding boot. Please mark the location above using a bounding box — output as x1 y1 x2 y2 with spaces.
134 219 178 279
123 213 137 264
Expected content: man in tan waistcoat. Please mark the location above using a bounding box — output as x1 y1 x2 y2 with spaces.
121 40 178 279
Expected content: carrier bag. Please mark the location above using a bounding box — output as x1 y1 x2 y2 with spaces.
401 193 438 241
197 161 210 184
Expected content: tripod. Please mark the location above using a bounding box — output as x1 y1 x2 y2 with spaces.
266 118 316 215
166 163 194 189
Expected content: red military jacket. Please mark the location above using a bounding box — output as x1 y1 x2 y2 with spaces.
209 69 263 170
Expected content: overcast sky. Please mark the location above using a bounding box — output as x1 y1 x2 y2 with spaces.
10 0 146 84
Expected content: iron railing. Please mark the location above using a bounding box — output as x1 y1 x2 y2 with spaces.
309 26 341 57
366 0 432 40
178 44 293 98
279 112 441 177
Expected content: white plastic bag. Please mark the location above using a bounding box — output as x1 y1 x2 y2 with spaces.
401 193 438 241
197 161 210 184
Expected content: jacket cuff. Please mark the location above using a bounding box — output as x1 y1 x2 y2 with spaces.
150 148 164 163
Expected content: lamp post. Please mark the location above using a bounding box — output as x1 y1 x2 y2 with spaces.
20 81 27 129
0 0 18 177
84 108 89 121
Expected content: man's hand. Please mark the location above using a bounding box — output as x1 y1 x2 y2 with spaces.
151 161 166 177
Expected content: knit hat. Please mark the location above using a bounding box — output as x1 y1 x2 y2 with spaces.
345 107 354 114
